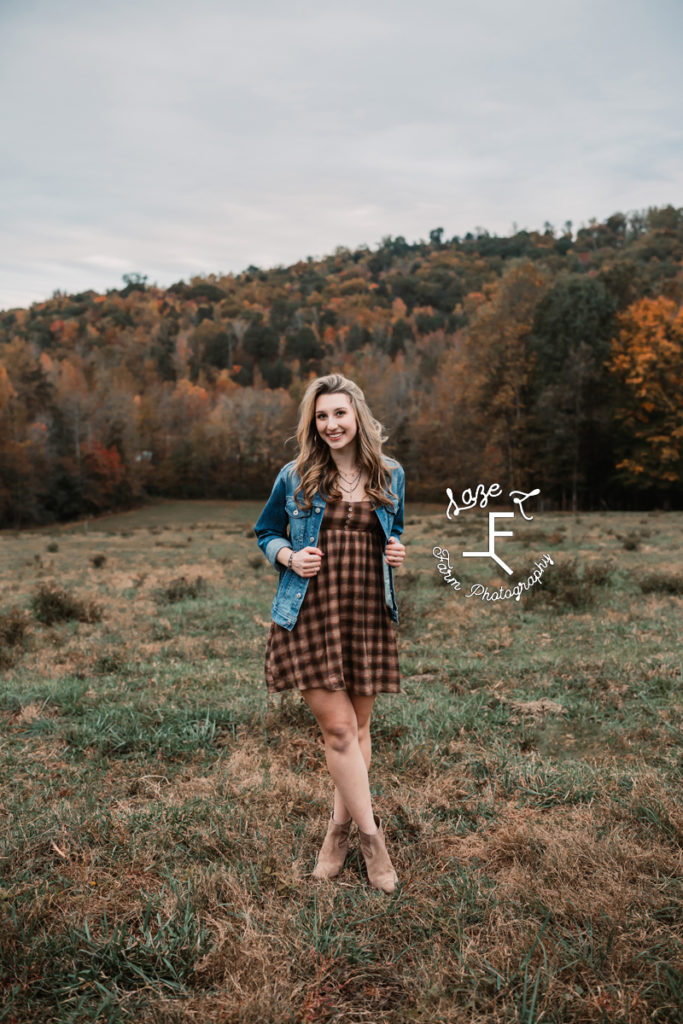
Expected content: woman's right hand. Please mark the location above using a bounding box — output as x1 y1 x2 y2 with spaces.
290 546 324 577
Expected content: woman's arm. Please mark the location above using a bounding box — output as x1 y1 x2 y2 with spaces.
253 467 293 571
384 462 406 567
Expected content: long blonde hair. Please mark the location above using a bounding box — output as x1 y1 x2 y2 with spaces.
291 374 398 510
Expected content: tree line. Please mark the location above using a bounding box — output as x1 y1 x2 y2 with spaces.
1 205 682 526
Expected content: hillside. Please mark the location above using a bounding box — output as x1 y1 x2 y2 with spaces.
1 205 682 525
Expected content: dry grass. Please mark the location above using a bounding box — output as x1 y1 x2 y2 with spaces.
0 503 681 1023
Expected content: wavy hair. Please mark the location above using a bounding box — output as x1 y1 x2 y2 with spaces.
290 374 398 510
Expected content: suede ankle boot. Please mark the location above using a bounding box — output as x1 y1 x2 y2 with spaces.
312 811 352 879
358 813 398 893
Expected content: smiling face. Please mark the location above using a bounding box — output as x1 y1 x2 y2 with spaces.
315 391 358 457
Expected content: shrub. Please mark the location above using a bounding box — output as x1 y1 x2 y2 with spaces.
46 541 59 553
30 581 103 625
157 576 207 603
0 607 29 668
90 554 107 568
527 557 612 611
636 571 683 595
582 558 616 586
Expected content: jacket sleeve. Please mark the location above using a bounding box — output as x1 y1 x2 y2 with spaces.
253 467 292 571
390 463 405 542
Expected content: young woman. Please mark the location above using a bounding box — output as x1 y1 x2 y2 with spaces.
253 374 406 893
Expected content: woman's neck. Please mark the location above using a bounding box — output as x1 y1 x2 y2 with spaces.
330 448 359 475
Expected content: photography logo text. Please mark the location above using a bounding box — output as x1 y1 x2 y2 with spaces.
432 482 554 602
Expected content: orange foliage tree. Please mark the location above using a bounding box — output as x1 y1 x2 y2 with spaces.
607 296 683 490
81 441 126 510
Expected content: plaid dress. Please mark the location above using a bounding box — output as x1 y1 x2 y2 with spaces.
264 499 401 696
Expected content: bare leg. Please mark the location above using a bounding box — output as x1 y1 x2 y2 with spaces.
301 688 378 834
333 693 375 824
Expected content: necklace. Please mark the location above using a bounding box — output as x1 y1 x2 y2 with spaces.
337 460 360 482
337 466 362 502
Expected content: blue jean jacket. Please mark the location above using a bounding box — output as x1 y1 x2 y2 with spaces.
253 459 405 630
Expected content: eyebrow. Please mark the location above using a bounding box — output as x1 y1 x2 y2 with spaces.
317 407 347 414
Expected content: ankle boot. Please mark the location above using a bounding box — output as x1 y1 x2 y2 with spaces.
312 811 352 879
358 813 398 893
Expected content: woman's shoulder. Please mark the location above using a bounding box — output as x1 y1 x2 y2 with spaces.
276 459 298 478
274 460 305 493
382 455 404 475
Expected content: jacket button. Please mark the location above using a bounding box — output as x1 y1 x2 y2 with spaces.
315 507 321 513
296 592 302 598
309 536 314 542
293 510 298 516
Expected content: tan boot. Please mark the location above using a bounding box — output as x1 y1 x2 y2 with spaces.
312 812 352 879
358 813 398 893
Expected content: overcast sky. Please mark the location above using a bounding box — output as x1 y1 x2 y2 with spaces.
1 0 681 312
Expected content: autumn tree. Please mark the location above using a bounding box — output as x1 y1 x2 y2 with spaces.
529 274 617 510
411 332 478 495
460 260 549 492
0 355 56 524
191 320 235 375
607 296 683 495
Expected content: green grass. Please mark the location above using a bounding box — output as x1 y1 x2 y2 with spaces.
0 504 681 1022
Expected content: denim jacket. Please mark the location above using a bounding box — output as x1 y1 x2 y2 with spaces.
253 458 405 631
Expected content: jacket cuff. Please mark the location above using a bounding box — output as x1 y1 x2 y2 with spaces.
265 538 292 570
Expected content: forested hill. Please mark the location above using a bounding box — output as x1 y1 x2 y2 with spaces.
1 205 682 526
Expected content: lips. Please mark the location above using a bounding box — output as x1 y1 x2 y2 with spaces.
327 432 343 439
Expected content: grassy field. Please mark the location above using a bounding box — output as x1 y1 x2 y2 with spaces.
0 500 681 1023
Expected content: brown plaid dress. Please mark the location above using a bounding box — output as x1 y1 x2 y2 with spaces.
264 499 401 696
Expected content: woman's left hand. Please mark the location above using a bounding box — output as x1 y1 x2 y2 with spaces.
384 536 406 567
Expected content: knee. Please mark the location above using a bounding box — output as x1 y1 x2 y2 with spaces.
356 721 371 744
323 719 358 753
355 714 371 735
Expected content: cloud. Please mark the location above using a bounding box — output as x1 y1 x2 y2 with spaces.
1 0 681 309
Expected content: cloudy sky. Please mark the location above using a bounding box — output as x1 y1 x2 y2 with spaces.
1 0 681 311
